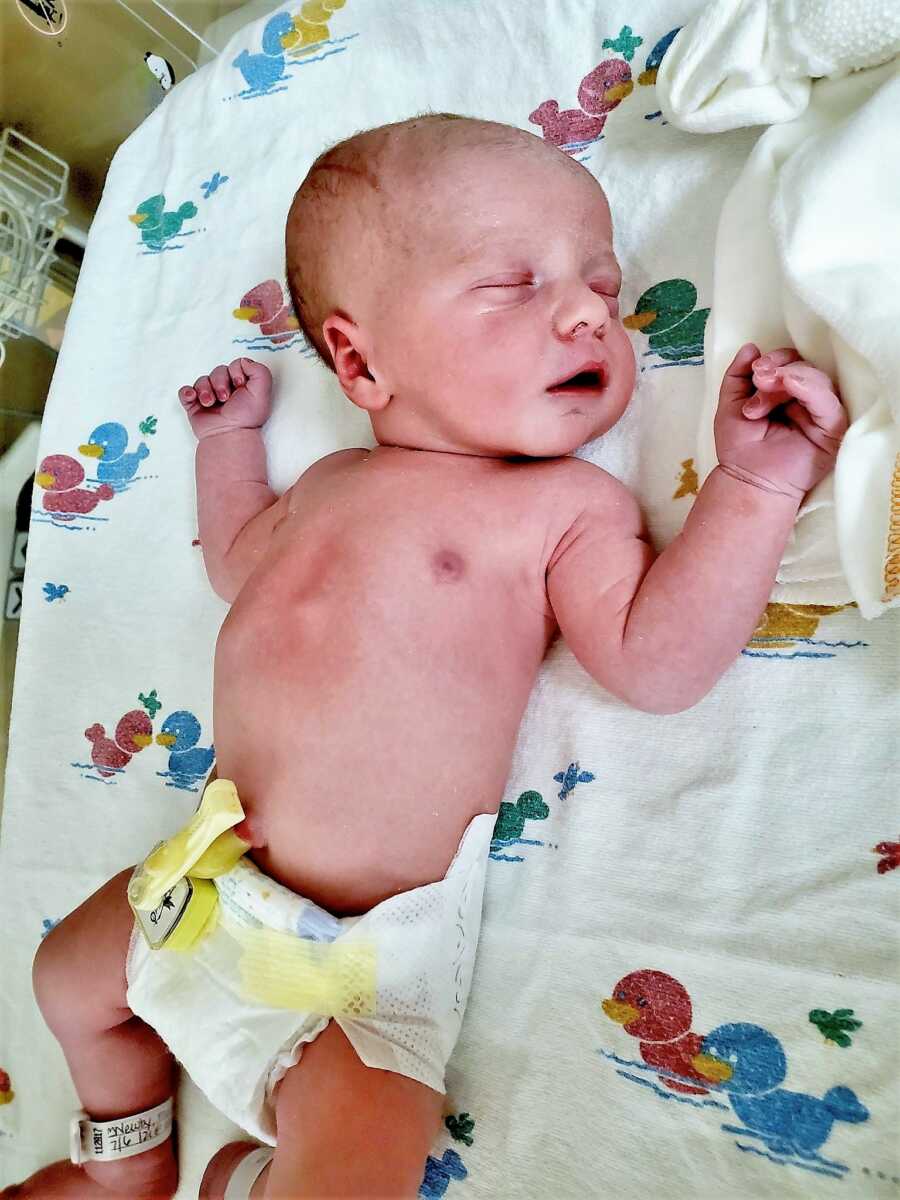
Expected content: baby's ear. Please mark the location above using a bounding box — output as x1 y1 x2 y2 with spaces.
321 314 391 412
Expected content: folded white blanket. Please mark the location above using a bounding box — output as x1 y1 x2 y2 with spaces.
658 2 900 618
656 0 900 131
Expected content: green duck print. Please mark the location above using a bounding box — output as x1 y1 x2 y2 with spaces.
809 1009 863 1048
623 279 709 365
129 194 198 251
491 790 550 862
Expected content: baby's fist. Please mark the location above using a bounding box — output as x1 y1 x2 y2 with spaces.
714 344 848 500
179 358 273 440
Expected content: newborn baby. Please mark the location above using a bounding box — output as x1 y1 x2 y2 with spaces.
11 114 847 1200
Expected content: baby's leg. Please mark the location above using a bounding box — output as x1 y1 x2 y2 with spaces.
265 1022 443 1197
4 868 178 1199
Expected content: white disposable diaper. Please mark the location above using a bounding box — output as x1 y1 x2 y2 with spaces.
125 811 495 1144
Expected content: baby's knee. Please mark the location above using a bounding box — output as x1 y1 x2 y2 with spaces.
32 915 81 1030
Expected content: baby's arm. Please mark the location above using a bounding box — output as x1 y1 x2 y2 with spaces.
546 344 848 714
180 358 291 602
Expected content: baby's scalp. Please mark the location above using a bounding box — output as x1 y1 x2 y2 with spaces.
285 113 592 370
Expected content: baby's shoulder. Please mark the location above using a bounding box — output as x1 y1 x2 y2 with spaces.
532 455 636 519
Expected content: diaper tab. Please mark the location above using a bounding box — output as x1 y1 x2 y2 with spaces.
128 778 249 912
232 924 377 1018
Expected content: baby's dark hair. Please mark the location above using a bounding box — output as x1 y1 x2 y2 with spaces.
284 112 544 373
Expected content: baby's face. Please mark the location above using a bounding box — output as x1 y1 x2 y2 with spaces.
356 142 636 459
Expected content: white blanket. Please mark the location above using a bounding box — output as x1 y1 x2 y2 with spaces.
2 2 898 1196
658 0 900 616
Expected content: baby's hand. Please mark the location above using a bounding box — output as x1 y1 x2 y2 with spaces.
179 358 273 440
714 344 848 500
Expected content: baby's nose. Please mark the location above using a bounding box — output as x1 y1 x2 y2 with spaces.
557 290 611 340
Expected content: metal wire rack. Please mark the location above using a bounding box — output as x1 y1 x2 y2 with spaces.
0 127 70 370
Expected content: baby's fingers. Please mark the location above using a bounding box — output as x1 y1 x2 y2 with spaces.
779 364 848 437
719 343 761 404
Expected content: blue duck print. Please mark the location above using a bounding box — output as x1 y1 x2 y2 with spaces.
79 422 150 490
43 583 69 602
129 195 198 251
639 27 681 86
419 1148 467 1199
155 710 215 790
695 1023 868 1177
233 12 295 95
554 760 595 801
41 917 61 939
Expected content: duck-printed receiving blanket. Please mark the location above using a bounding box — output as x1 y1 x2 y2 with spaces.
1 2 897 1197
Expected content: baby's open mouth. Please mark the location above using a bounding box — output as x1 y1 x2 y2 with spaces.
546 364 607 394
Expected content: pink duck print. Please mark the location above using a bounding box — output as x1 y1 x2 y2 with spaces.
35 455 114 519
530 59 633 150
84 709 153 778
233 279 300 344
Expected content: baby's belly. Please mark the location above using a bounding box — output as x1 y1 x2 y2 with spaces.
211 583 551 914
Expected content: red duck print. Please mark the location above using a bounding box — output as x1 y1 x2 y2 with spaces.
528 101 605 148
578 59 633 116
873 839 900 873
84 709 153 777
34 455 114 519
233 279 300 344
530 59 633 150
602 969 728 1095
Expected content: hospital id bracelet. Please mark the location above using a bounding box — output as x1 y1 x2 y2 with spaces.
69 1097 173 1164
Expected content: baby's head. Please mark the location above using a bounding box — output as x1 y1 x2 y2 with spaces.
286 113 635 459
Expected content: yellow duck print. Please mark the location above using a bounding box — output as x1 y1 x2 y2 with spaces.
282 0 346 56
749 603 849 650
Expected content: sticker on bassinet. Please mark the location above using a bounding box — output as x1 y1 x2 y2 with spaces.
529 57 632 160
129 194 198 253
599 969 870 1181
78 422 153 494
873 839 900 874
232 279 312 356
743 604 868 660
228 3 358 103
809 1009 862 1048
623 280 708 367
154 709 215 791
419 1148 467 1199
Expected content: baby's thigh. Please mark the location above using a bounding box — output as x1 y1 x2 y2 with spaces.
33 865 138 1034
269 1022 443 1196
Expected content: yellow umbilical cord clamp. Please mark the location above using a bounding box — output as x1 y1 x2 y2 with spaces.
128 778 249 912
